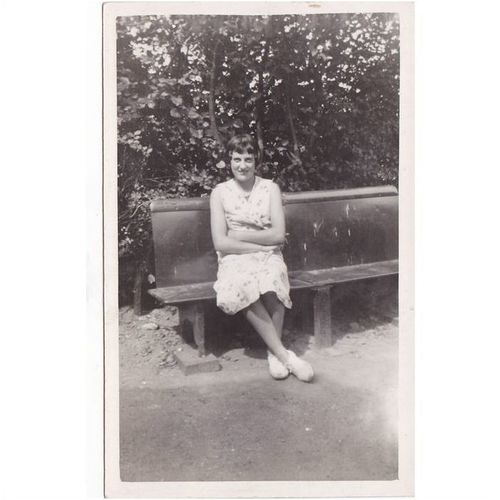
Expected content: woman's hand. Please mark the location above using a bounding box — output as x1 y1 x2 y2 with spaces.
260 244 281 252
227 229 282 252
228 230 281 252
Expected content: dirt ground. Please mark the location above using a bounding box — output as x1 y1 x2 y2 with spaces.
119 277 399 482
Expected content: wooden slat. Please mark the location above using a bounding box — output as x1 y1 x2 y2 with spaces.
148 277 313 305
289 277 316 290
149 282 216 304
148 261 398 305
150 185 397 213
282 185 397 205
150 197 210 213
291 260 399 287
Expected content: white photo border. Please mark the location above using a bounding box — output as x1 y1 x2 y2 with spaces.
103 2 414 497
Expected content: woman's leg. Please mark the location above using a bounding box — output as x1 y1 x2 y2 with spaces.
243 299 289 364
244 296 314 382
261 292 285 340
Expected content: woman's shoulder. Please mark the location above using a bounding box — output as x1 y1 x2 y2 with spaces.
258 177 281 192
212 179 232 194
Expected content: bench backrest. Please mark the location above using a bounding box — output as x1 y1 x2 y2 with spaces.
150 186 398 288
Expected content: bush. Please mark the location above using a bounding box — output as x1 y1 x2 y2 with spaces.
117 13 399 304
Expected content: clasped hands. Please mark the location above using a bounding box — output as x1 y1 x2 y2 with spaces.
227 229 281 252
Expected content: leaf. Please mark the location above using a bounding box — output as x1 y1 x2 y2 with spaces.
216 160 226 169
188 108 201 120
189 128 203 139
170 108 181 118
170 96 183 106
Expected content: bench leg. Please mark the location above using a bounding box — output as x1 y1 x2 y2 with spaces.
293 290 313 335
312 286 333 348
179 303 206 357
192 303 206 357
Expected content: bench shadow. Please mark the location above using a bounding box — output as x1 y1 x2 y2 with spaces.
204 297 314 360
180 275 398 361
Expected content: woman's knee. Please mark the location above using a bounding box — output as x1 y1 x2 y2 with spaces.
261 291 282 310
243 297 266 315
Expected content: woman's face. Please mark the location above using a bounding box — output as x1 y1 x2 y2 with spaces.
230 151 256 184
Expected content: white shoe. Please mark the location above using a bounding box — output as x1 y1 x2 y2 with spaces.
285 350 314 382
267 351 289 380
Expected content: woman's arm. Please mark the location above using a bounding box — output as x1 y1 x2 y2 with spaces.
210 187 278 254
228 183 286 245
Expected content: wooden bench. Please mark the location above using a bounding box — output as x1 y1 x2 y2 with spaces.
149 186 398 356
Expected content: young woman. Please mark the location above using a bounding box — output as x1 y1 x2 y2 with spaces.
210 134 314 382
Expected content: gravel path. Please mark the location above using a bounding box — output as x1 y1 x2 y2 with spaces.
118 278 399 481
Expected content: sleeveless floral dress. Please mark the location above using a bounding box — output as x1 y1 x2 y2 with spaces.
213 176 292 315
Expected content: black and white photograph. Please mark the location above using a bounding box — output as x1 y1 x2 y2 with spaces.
5 1 500 499
103 2 414 497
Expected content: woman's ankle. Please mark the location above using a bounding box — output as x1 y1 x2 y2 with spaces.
273 348 290 365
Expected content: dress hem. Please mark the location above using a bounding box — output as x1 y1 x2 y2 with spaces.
213 284 292 316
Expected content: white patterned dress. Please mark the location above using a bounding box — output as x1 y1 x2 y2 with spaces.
213 176 292 315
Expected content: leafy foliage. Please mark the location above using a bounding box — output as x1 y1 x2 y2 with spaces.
116 13 399 302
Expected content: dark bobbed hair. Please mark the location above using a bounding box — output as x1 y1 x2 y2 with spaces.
227 134 256 157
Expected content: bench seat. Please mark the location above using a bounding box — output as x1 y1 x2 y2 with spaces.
291 259 398 287
149 282 216 304
149 186 399 359
149 276 315 305
149 260 398 305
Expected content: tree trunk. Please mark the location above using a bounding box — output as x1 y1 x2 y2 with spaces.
255 40 270 163
307 69 325 157
209 40 224 147
133 265 143 316
284 80 301 164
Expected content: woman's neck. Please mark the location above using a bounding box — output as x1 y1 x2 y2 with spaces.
233 175 257 193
